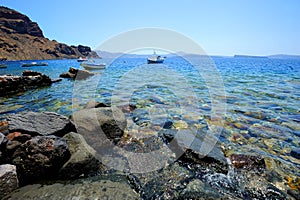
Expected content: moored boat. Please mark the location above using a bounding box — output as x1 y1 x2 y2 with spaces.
147 51 165 64
77 57 88 62
22 62 48 67
0 64 7 69
80 62 106 70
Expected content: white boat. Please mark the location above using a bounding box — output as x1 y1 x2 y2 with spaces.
147 51 165 64
80 62 106 70
77 57 88 62
22 62 48 67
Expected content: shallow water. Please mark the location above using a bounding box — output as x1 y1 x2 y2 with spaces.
1 56 300 196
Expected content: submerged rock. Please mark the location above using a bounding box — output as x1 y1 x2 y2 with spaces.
7 111 76 137
290 148 300 159
59 132 101 179
59 67 94 80
229 154 265 169
180 179 224 199
11 135 70 184
3 178 138 200
0 164 19 199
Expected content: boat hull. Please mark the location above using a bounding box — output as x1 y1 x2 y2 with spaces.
147 59 164 64
22 62 48 67
80 63 106 70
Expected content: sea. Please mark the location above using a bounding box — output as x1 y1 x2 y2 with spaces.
0 56 300 196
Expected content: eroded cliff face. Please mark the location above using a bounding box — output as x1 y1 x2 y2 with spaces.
0 6 99 60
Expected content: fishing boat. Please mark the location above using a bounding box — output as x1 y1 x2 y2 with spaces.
80 62 106 70
147 51 165 64
0 64 7 69
77 57 88 62
22 62 48 67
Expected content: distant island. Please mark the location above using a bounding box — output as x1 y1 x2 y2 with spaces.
234 55 268 59
0 6 99 61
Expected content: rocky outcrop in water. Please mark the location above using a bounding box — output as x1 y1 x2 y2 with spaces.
0 70 60 96
0 6 99 60
59 67 94 80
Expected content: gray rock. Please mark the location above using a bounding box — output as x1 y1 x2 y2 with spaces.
12 135 70 184
3 179 138 199
7 111 77 137
71 107 126 147
59 132 101 178
0 164 19 199
162 128 229 174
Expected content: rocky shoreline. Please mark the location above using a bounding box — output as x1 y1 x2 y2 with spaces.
0 102 298 199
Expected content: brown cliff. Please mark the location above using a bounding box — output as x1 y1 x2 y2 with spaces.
0 6 99 60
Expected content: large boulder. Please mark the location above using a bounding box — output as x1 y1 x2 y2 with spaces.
59 132 101 178
0 164 19 199
11 135 70 184
7 111 76 137
71 107 126 146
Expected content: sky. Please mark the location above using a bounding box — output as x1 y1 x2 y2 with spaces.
1 0 300 56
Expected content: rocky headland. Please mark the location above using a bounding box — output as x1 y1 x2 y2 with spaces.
0 6 99 60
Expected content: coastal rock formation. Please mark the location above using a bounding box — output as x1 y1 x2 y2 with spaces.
59 67 94 80
0 164 19 199
0 70 56 96
0 6 99 60
7 111 77 137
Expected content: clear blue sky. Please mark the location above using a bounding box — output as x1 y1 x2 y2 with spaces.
1 0 299 56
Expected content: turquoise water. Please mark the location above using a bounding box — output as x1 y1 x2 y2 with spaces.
1 56 300 182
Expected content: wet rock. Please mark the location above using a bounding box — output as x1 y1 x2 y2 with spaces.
229 154 265 169
180 179 223 199
0 71 52 96
11 135 70 184
290 148 300 159
84 99 109 109
163 120 173 129
71 107 126 147
163 128 229 174
7 111 76 137
59 67 94 80
3 178 139 200
0 164 19 199
59 132 101 179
